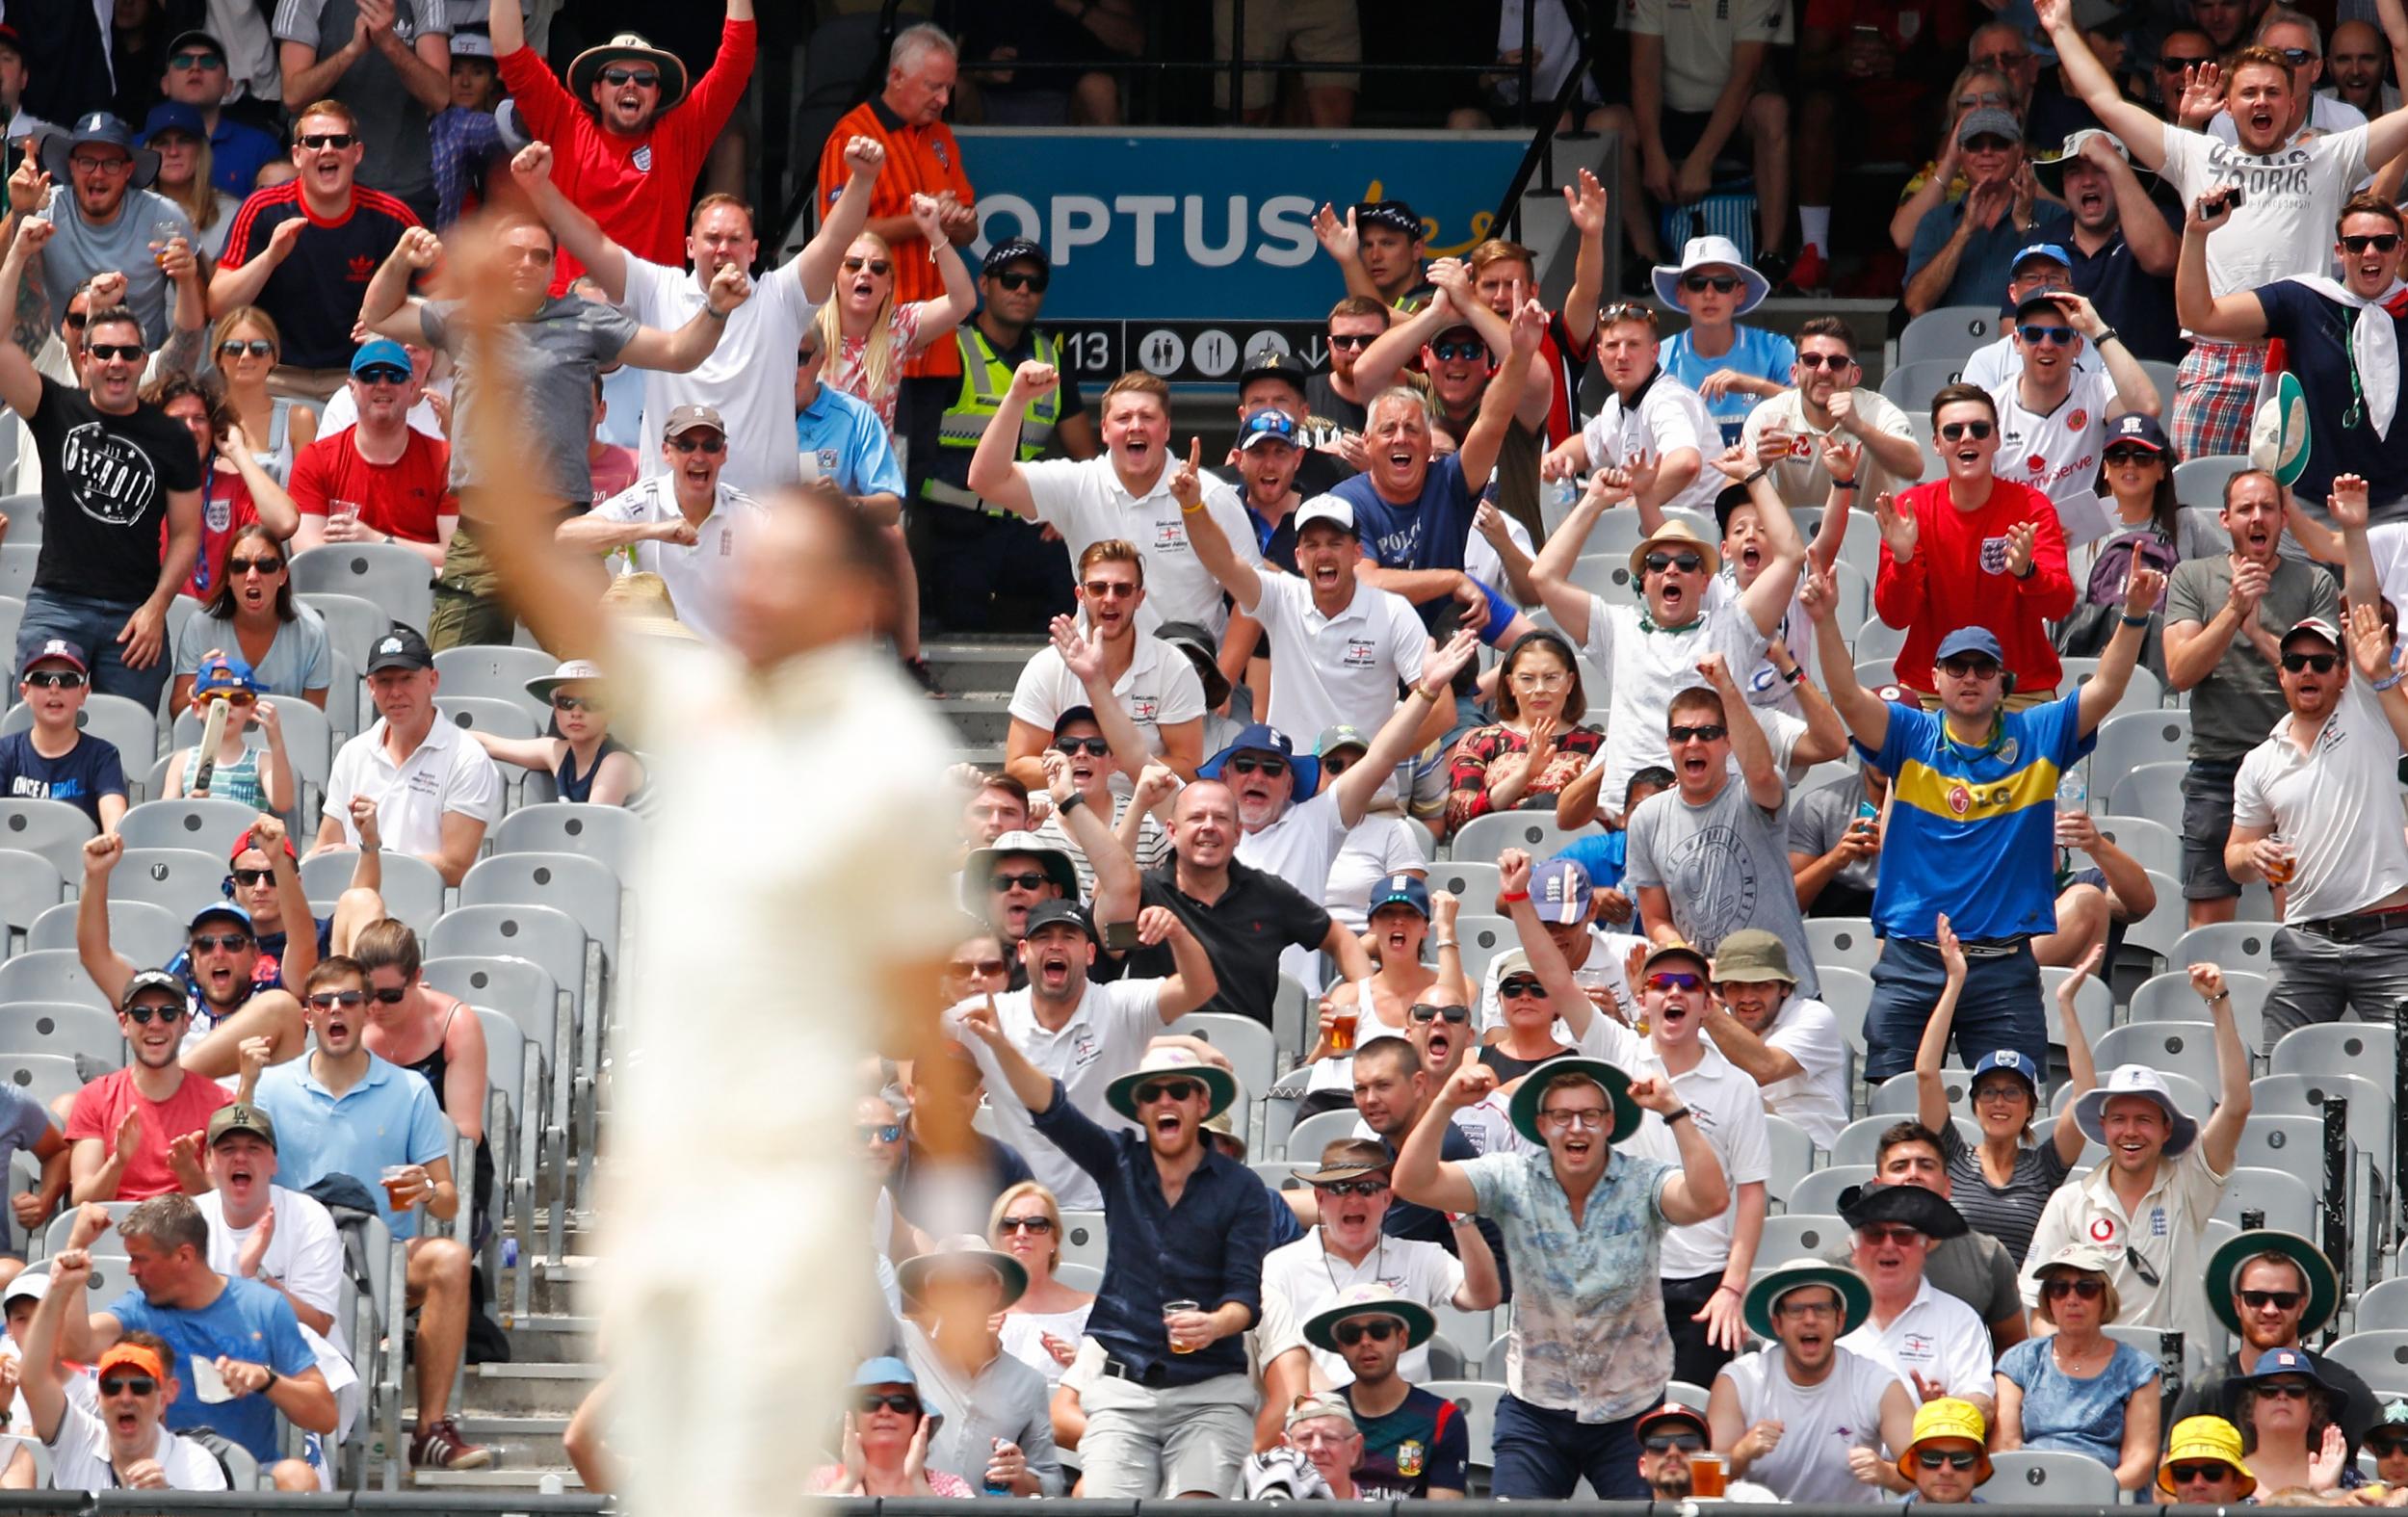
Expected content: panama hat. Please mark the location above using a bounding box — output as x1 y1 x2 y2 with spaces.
1741 1258 1871 1340
1301 1284 1435 1353
1103 1045 1236 1123
2074 1065 2200 1157
1628 518 1721 582
2206 1229 2340 1339
1505 1057 1643 1146
567 33 689 111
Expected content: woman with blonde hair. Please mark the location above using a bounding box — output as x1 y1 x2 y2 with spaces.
208 305 317 484
146 103 237 260
987 1180 1094 1388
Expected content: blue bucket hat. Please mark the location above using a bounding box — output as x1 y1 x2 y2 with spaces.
1199 723 1318 797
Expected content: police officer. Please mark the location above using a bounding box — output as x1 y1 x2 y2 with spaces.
913 238 1099 633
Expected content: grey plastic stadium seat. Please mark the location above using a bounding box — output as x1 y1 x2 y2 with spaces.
1453 913 1515 987
1898 305 2000 367
0 1051 88 1112
1985 1449 2122 1505
287 544 433 632
1828 560 1872 632
296 591 394 674
110 847 230 920
2095 1022 2227 1094
1058 1210 1107 1270
2172 455 2251 512
1817 966 1873 1057
1804 918 1879 976
115 798 265 855
1872 1068 1970 1119
1567 555 1642 609
2090 815 2181 880
2270 1023 2395 1081
171 693 334 797
2354 1277 2408 1332
0 543 34 602
0 952 108 1010
1830 1114 1980 1168
2101 760 2185 826
2127 968 2268 1031
1759 1213 1846 1263
1852 614 1908 665
1421 1380 1504 1472
1763 1114 1814 1206
426 953 569 1266
1787 1164 1872 1216
2211 1165 2317 1236
2235 1114 2330 1204
0 1003 122 1078
299 848 443 938
2038 964 2111 1049
0 693 166 777
0 845 65 936
1282 1108 1361 1164
2060 658 2165 719
425 902 593 1206
490 803 643 879
0 595 23 668
1880 356 1969 409
1423 860 1502 908
435 695 539 744
432 645 560 730
0 494 41 543
2172 923 2275 974
461 851 618 955
27 899 182 966
2090 710 2192 807
1447 813 1588 867
1167 1012 1278 1102
469 1005 537 1321
2320 1331 2408 1397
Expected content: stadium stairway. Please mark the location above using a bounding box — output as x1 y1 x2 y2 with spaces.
928 635 1053 766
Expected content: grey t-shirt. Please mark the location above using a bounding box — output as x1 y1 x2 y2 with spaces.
271 0 448 203
171 603 334 698
1625 775 1821 999
2162 554 2340 764
421 295 639 501
1789 772 1881 899
33 186 194 346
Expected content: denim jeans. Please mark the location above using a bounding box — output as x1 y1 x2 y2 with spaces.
1863 935 2045 1084
2264 920 2408 1049
1491 1393 1650 1500
16 588 169 709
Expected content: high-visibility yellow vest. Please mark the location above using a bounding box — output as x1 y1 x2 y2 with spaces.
923 327 1060 511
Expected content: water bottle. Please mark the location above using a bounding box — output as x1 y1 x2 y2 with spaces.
1545 474 1578 523
2055 769 2086 874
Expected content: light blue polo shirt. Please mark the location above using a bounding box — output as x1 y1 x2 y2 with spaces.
795 382 906 500
251 1054 450 1240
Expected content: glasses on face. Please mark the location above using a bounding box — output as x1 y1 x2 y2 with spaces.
191 932 251 954
843 256 893 277
1643 1432 1703 1453
1498 977 1548 1000
553 694 601 715
601 65 661 87
1796 352 1854 370
1321 753 1358 774
858 1123 902 1144
63 311 89 329
69 153 132 174
1964 134 2018 153
1327 331 1376 350
1136 1079 1197 1105
2160 54 2212 72
991 270 1048 293
1080 579 1139 600
22 670 86 690
308 990 364 1008
1331 1318 1400 1346
1314 1179 1388 1198
2102 447 2158 466
1649 971 1707 991
1972 47 2028 69
2017 324 2077 346
1539 1108 1606 1131
122 1002 185 1026
946 957 1007 980
218 338 274 359
170 47 223 67
998 1215 1055 1234
856 1391 919 1415
1775 1298 1841 1321
1228 755 1287 778
1938 420 1995 441
355 367 410 387
2241 1288 2306 1311
1409 1003 1470 1024
366 984 406 1005
1956 89 2011 108
2282 652 2339 673
1918 1449 1982 1471
2259 1381 2313 1400
1861 1224 1924 1246
2275 46 2315 65
2043 1276 2106 1300
229 868 275 888
1973 1082 2028 1104
1667 723 1726 745
1053 737 1109 760
1643 551 1705 575
1429 339 1488 363
667 435 725 455
88 344 144 362
2170 1463 2237 1484
1681 275 1743 294
226 554 283 577
2343 233 2404 253
1940 656 2002 680
991 871 1047 893
98 1374 158 1397
296 132 356 150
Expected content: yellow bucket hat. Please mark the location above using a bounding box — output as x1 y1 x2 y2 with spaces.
2158 1416 2256 1499
1898 1397 1991 1484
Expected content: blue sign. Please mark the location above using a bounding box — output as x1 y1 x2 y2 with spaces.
955 129 1529 324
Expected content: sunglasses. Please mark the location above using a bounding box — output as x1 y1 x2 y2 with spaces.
169 50 223 68
1327 331 1376 350
355 366 411 386
190 932 251 953
1321 753 1357 774
843 256 893 277
2282 652 2339 673
2125 1244 2161 1288
88 343 144 362
1313 1179 1387 1197
122 1002 186 1026
2159 55 2212 71
2169 1463 2238 1483
229 868 275 887
218 338 274 358
1429 339 1487 363
296 132 356 149
1409 1003 1470 1023
858 1123 902 1143
1498 977 1548 1000
1599 300 1657 327
2102 447 2158 465
365 985 406 1005
946 957 1007 978
1940 656 2002 679
1649 971 1706 990
1667 723 1726 745
991 871 1048 892
1643 1433 1703 1452
1861 1224 1924 1245
667 435 725 455
1643 551 1705 575
1917 1449 1982 1471
1053 736 1109 757
2042 1277 2105 1299
856 1392 919 1415
1681 275 1742 293
2276 46 2315 65
2241 1289 2306 1311
2017 325 2077 346
991 270 1048 293
63 311 88 329
22 670 86 689
1080 580 1139 599
600 66 659 88
308 990 364 1008
1136 1079 1198 1105
998 1215 1054 1234
1333 1319 1401 1346
1956 90 2012 106
2258 1382 2313 1400
226 554 283 575
550 695 603 718
1964 134 2018 152
1227 755 1288 777
97 1374 158 1397
1796 352 1854 369
2343 234 2404 253
1938 420 1995 441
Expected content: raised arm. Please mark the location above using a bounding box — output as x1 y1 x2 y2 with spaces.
73 835 137 1008
898 195 978 345
799 137 886 303
1913 915 1969 1135
0 215 47 418
2345 591 2408 754
2049 946 2104 1164
2334 474 2388 615
1527 470 1633 646
359 226 441 345
208 214 303 316
1560 169 1609 350
509 143 625 300
1641 1075 1732 1224
1704 653 1784 810
1138 906 1217 1020
1332 631 1479 827
21 1244 91 1441
2034 0 2170 165
1169 438 1264 613
956 1000 1055 1114
1352 286 1461 398
964 363 1054 520
1803 562 1893 752
2191 959 2253 1172
1311 204 1382 306
2174 192 2270 340
1456 299 1544 496
613 259 749 374
2058 293 2159 417
2075 559 2165 735
1393 1063 1491 1216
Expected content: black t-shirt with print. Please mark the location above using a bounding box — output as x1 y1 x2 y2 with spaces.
28 377 205 603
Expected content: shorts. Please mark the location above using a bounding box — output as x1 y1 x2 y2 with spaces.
1213 0 1361 110
2181 756 2245 902
2173 338 2268 460
1079 1370 1256 1497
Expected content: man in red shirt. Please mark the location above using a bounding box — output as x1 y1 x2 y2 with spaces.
488 0 757 291
64 970 232 1204
286 338 457 571
1872 381 2075 704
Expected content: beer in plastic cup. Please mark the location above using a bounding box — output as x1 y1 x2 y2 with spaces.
1331 1008 1357 1053
381 1164 417 1209
1164 1298 1200 1353
1689 1452 1729 1497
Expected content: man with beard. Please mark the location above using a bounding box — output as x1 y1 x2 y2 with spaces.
1348 1034 1513 1284
1986 287 2162 508
1262 1138 1500 1390
1213 347 1356 504
1308 295 1388 439
13 114 195 345
1306 1285 1470 1499
1632 1401 1777 1500
1004 539 1206 785
65 968 231 1204
1835 1183 1996 1418
958 1020 1269 1500
2044 0 2408 456
1740 318 1923 506
1698 930 1849 1147
2172 1229 2381 1452
1709 1259 1916 1502
2165 468 2339 929
949 899 1213 1212
1903 109 2070 317
1394 1055 1726 1498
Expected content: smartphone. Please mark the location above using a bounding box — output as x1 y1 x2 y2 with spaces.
1101 919 1141 952
1855 799 1879 824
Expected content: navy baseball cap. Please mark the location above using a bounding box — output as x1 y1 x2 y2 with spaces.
1199 723 1319 797
1935 626 2006 664
2105 413 2170 455
981 238 1047 278
1973 1049 2043 1095
1531 857 1594 925
1368 874 1431 921
141 101 206 142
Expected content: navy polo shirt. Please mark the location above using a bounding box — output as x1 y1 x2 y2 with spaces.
2069 213 2184 363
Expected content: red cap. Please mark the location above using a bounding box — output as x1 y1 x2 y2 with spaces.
229 827 297 867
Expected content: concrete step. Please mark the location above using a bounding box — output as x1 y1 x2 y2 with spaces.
451 1411 570 1470
461 1359 606 1418
925 639 1044 695
411 1466 583 1491
935 692 1011 745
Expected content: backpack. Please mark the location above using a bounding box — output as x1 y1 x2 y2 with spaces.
2083 525 2180 609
